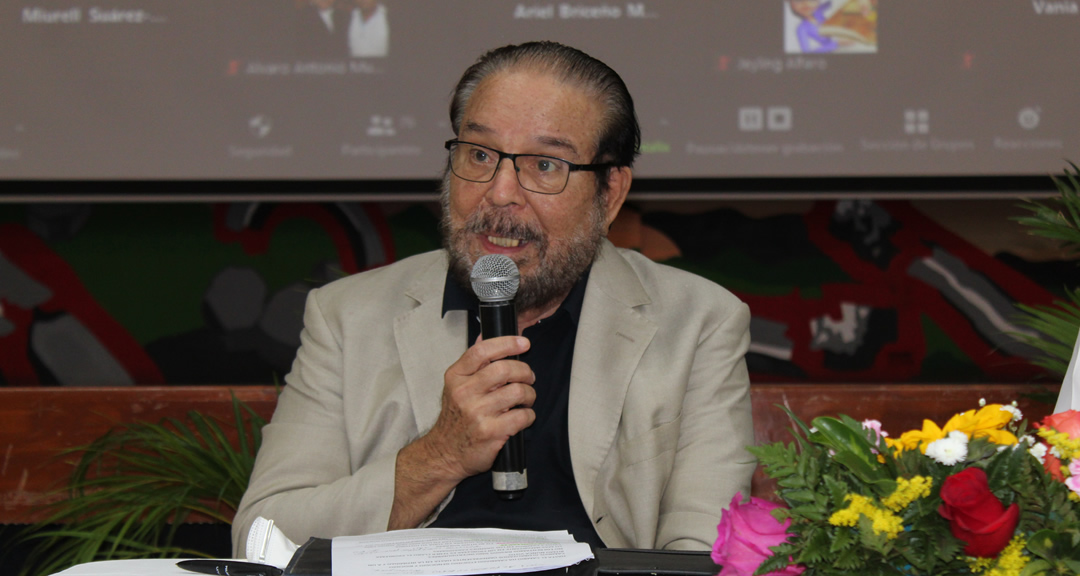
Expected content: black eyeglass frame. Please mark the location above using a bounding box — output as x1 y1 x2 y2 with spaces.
444 139 614 195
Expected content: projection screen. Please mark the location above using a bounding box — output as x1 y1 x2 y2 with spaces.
2 0 1078 194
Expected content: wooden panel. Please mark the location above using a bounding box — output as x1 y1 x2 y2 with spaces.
750 383 1058 445
0 383 1061 523
749 383 1059 500
0 387 278 524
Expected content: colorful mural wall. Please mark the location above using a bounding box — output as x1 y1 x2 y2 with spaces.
0 198 1073 386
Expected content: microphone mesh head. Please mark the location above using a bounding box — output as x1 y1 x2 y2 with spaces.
470 254 520 302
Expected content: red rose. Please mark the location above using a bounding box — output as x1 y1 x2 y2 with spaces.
938 467 1019 557
1039 410 1080 439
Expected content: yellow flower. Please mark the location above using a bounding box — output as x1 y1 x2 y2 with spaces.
829 494 874 527
867 510 904 539
967 536 1029 576
891 419 946 453
973 428 1020 446
1037 427 1080 460
882 476 932 511
889 405 1018 454
944 405 1019 446
828 494 904 539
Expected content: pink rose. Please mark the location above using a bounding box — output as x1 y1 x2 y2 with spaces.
1044 450 1066 481
861 419 888 443
862 419 888 454
1065 460 1080 495
1039 410 1080 439
713 493 804 576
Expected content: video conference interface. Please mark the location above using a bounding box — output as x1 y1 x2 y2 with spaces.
2 1 1078 181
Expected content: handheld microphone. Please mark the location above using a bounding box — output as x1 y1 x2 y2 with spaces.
470 254 527 500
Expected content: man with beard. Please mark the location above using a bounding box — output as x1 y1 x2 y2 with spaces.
233 42 754 555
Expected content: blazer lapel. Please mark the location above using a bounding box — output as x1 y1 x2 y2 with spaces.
568 241 657 518
395 253 468 434
390 244 657 514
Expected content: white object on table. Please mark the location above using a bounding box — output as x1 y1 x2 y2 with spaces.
49 515 297 575
332 527 593 576
49 558 214 575
245 516 299 567
1054 327 1080 414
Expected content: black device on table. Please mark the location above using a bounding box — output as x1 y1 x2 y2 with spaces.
177 559 283 576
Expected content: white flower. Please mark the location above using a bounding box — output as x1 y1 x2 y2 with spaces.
1051 445 1062 458
1029 442 1048 464
1000 404 1022 422
979 398 987 407
1021 435 1036 446
926 433 969 466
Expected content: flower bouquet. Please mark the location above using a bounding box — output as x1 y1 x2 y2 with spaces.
713 403 1080 575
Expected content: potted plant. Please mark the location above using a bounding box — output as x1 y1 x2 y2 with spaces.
11 397 265 576
1012 162 1080 375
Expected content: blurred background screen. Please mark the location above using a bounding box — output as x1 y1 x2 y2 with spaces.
2 0 1077 187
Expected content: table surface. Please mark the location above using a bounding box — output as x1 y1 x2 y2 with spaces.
52 559 220 576
49 550 717 576
49 558 597 576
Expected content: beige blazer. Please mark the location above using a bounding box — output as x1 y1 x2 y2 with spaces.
233 240 754 555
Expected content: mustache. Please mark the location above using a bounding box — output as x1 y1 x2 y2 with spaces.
464 208 544 245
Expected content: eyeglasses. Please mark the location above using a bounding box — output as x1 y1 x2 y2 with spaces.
444 139 612 195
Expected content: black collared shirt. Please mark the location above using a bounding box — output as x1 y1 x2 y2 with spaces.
429 270 604 549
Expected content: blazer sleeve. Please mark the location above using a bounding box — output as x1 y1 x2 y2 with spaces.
231 287 401 556
656 300 755 550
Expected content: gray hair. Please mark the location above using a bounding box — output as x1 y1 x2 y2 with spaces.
449 41 640 173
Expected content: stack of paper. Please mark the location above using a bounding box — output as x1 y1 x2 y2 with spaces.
331 528 594 576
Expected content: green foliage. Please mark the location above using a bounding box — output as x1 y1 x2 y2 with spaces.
1014 290 1080 376
748 404 1080 575
1023 529 1080 575
1012 162 1080 376
12 396 265 576
809 415 895 492
1016 163 1080 250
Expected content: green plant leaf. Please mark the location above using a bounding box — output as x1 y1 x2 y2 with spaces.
11 394 266 576
755 548 798 576
1011 163 1080 374
832 542 864 570
808 417 894 491
800 527 831 564
1026 529 1075 561
1012 291 1080 376
1020 558 1052 576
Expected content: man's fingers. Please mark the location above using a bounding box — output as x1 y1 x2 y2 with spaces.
479 381 537 412
478 358 535 390
482 406 535 439
451 336 530 376
445 365 535 418
432 335 536 477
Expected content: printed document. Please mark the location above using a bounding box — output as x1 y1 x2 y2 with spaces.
331 528 593 576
